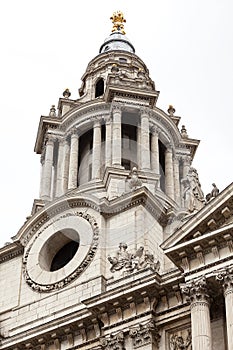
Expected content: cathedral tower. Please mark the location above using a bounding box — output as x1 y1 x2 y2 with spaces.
0 12 232 350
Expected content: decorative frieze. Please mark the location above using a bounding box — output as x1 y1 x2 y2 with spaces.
129 320 160 348
100 331 125 350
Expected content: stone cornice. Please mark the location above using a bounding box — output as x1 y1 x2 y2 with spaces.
0 242 23 264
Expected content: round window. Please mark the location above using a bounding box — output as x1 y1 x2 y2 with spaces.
39 229 80 272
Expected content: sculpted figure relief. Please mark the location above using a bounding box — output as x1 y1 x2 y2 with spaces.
181 167 205 213
108 243 160 274
170 329 192 350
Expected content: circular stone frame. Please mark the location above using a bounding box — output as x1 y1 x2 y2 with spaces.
23 212 99 292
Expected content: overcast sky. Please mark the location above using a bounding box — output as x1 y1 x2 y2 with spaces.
0 0 232 247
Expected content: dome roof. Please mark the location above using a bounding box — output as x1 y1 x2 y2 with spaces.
99 31 135 54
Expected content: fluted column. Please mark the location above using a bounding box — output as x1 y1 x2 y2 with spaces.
165 147 175 199
216 266 233 350
62 137 70 193
68 129 79 189
151 127 160 174
137 123 141 169
92 118 102 179
181 277 212 350
40 134 55 200
105 116 112 167
55 137 65 198
140 109 151 171
174 156 181 204
112 105 122 166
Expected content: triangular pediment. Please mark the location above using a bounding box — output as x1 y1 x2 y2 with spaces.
161 183 233 271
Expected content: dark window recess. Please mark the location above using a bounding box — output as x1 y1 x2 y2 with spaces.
122 159 131 170
50 241 79 272
95 78 104 97
119 57 127 63
159 140 166 192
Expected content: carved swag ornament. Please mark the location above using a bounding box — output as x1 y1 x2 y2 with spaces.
108 243 160 274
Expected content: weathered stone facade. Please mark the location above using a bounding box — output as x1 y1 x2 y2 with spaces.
0 12 232 350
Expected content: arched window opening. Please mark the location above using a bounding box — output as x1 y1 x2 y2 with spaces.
159 140 166 192
95 78 104 98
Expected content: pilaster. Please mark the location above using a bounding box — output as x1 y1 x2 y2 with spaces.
68 128 79 189
92 118 102 179
105 115 112 167
165 146 175 200
112 104 122 167
140 108 151 171
40 134 56 201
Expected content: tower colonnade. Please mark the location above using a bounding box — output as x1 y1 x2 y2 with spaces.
39 105 190 202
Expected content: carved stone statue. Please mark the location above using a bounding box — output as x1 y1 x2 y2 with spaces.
128 167 142 190
206 183 219 202
108 243 160 274
181 167 205 213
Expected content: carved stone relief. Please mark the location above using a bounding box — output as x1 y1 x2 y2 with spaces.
108 243 160 274
169 329 192 350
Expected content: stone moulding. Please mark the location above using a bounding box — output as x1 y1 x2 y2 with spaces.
22 211 99 293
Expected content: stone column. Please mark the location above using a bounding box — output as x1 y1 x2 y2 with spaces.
151 127 160 175
112 105 122 166
55 137 65 198
92 118 102 179
68 129 79 189
40 134 55 200
173 156 181 204
181 277 212 350
140 108 151 171
105 116 112 167
62 137 70 193
216 266 233 350
137 123 141 169
165 146 175 200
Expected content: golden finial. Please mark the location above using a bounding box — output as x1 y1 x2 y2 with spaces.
110 11 126 35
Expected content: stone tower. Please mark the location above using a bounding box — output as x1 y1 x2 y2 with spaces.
0 11 233 350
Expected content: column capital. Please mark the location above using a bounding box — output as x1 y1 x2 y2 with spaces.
140 106 150 117
216 266 233 295
100 331 125 350
111 102 122 114
150 124 160 136
183 155 192 165
45 134 56 145
129 320 160 348
93 116 102 127
69 128 79 138
104 115 112 124
180 276 210 305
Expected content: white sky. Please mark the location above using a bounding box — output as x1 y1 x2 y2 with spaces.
0 0 233 247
